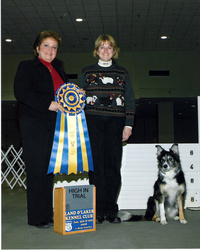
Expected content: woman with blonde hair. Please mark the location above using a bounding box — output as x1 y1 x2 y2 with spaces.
79 34 135 224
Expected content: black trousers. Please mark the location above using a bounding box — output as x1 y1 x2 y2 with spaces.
20 118 55 225
86 115 125 215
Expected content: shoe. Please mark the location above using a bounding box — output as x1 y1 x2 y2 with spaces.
105 213 121 223
48 219 54 226
96 215 104 224
35 222 51 229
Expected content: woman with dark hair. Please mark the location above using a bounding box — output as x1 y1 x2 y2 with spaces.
79 34 136 224
14 30 68 228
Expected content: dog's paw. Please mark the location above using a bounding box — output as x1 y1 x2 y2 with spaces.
174 216 180 221
180 219 187 224
160 219 168 225
155 217 160 222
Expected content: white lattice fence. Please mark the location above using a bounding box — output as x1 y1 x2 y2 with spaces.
1 145 26 189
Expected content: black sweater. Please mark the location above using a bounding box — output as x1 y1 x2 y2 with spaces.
79 62 135 127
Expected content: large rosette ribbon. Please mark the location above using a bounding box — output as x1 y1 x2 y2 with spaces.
47 83 93 175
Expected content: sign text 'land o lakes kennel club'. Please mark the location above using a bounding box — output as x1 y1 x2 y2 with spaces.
65 186 95 232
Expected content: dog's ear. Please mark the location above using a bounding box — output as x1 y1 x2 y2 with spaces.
170 143 179 155
155 145 164 156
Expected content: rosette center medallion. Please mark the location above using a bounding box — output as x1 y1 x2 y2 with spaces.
56 83 86 115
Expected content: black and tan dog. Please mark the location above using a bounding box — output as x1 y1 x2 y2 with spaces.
124 144 187 225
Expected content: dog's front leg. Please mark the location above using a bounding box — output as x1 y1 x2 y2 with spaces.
159 202 167 225
178 195 187 224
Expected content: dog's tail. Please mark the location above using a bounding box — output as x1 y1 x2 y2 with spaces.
122 196 156 222
125 214 145 221
118 210 144 222
144 196 156 221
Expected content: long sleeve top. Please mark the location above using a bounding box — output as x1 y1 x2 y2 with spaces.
79 62 136 127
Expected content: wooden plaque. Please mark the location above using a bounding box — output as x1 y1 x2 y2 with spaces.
54 185 96 235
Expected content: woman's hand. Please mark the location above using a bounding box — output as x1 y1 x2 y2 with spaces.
49 101 64 113
79 88 86 96
122 126 132 142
